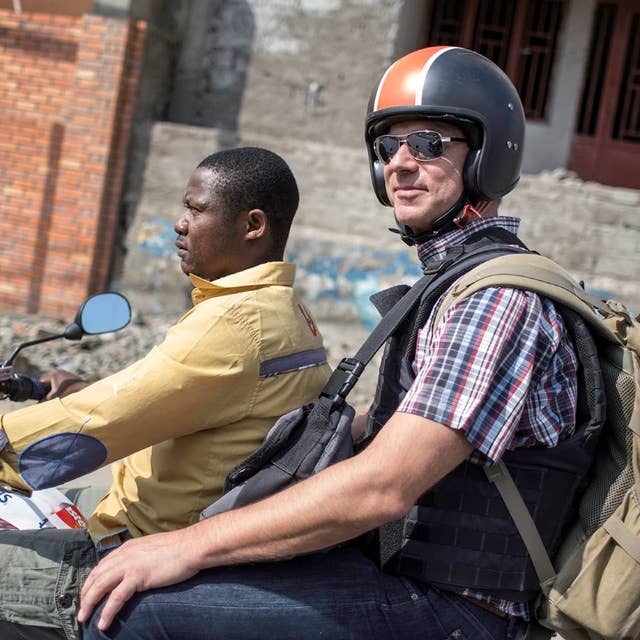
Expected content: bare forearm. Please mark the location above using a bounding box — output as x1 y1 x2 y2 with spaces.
187 413 472 570
77 444 403 631
78 413 473 631
191 453 396 569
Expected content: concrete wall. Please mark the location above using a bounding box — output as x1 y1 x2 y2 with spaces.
98 0 639 331
522 0 596 174
113 0 402 148
118 122 414 327
120 122 640 331
120 0 604 194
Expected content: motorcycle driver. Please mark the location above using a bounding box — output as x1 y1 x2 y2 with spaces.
79 47 579 640
0 146 330 639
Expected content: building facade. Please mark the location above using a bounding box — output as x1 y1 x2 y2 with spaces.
1 0 638 320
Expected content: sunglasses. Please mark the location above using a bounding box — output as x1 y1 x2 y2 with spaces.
373 130 466 164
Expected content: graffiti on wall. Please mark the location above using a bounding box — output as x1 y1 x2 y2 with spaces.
132 218 422 328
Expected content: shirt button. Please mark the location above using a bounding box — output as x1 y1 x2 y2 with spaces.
58 593 73 608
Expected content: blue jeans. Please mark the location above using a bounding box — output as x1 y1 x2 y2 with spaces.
83 546 527 640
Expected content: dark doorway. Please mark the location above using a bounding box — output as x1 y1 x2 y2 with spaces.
569 0 640 189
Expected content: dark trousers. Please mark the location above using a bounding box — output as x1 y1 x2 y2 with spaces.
83 546 527 640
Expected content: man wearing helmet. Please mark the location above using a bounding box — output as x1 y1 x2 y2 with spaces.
79 47 578 640
378 119 471 235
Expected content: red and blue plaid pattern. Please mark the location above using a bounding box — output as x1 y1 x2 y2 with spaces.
400 217 578 619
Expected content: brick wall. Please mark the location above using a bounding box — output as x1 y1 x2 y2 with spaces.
0 10 145 318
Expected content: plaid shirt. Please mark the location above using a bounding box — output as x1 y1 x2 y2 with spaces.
398 216 578 619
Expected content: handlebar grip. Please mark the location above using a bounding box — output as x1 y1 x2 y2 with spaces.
4 375 51 402
30 379 51 401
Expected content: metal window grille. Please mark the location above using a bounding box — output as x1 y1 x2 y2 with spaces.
514 0 565 119
613 11 640 141
427 0 466 45
576 3 618 136
427 0 566 121
472 0 516 70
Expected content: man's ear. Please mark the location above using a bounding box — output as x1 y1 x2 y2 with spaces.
245 209 267 240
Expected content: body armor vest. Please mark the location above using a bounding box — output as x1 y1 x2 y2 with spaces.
362 230 605 603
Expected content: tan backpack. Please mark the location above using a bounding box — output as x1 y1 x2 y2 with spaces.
435 253 640 640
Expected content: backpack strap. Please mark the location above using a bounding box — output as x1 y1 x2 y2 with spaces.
602 488 640 563
485 461 557 594
428 252 638 591
431 253 622 345
435 251 640 439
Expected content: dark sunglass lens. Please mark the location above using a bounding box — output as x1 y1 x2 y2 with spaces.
376 136 400 163
407 131 443 160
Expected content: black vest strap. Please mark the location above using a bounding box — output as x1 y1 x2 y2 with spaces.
364 228 530 438
322 228 527 412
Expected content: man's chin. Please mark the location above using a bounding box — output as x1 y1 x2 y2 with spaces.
395 214 432 235
395 203 446 231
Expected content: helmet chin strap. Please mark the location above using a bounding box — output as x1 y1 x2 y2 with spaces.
390 192 471 246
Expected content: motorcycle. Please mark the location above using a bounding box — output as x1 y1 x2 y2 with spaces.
0 292 131 531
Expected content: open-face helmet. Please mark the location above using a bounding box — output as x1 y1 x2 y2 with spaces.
365 46 525 242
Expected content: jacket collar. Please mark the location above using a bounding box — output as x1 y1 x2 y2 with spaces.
189 262 296 305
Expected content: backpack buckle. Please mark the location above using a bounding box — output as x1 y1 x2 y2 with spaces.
320 358 365 409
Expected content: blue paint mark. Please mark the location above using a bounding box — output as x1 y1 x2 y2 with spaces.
136 218 178 259
287 238 421 329
131 223 423 330
586 288 612 301
19 433 107 489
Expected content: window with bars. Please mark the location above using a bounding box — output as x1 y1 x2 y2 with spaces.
576 2 640 142
613 11 640 141
427 0 565 120
576 3 617 136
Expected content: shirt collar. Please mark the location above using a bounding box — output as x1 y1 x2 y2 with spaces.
416 216 521 266
189 262 296 306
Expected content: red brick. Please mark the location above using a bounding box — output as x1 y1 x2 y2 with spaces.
0 10 146 318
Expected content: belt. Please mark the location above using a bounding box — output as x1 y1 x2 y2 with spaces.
462 595 508 619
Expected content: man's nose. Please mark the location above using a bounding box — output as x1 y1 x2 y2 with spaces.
388 141 418 170
174 213 187 235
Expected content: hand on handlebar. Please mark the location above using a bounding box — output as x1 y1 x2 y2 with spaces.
41 369 89 399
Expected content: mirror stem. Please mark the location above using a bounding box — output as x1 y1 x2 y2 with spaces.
3 332 67 367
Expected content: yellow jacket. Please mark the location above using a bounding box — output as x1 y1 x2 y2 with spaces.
0 262 330 542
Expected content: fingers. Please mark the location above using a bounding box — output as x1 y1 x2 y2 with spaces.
78 553 130 627
78 532 199 632
96 579 139 631
42 369 88 399
49 378 88 399
77 575 108 625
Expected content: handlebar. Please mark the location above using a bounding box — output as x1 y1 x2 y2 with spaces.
0 374 51 401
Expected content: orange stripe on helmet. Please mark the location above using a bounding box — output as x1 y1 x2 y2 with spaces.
374 46 454 111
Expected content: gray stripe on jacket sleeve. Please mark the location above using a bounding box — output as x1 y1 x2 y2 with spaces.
259 348 327 378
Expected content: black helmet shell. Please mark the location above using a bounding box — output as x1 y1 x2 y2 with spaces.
366 46 525 206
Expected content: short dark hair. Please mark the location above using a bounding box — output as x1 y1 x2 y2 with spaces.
197 147 299 258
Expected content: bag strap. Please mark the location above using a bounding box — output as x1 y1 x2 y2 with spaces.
430 253 622 344
485 462 557 593
318 272 434 409
433 252 635 591
603 501 640 563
